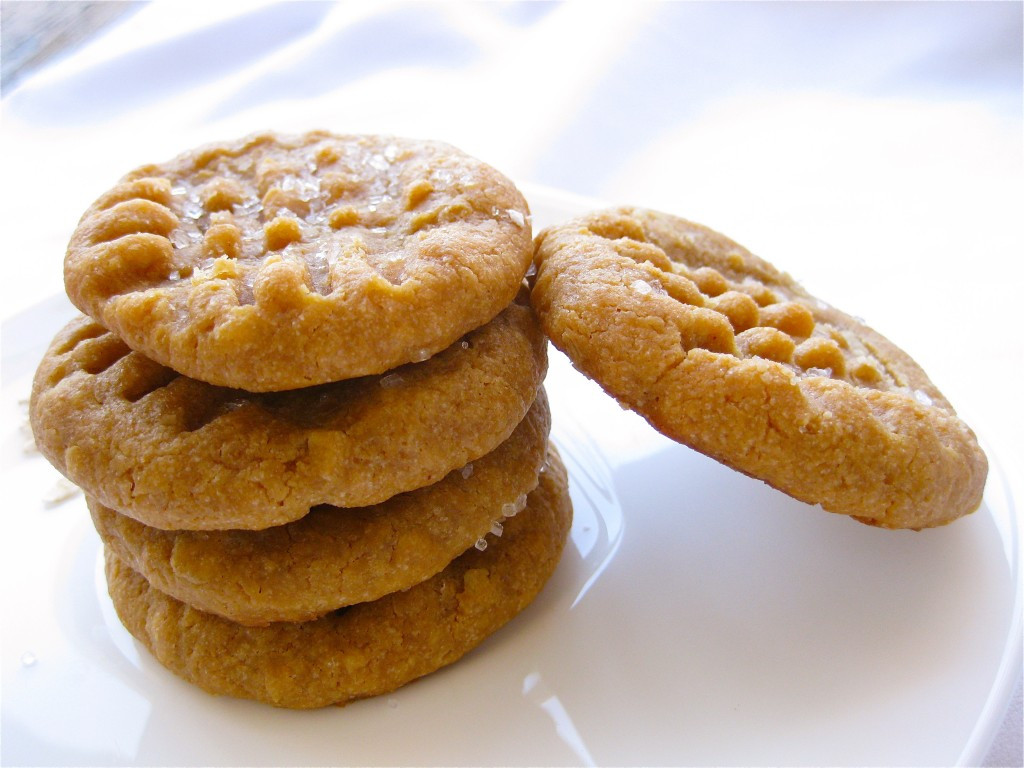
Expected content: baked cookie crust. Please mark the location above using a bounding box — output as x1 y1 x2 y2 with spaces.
90 392 550 625
64 132 533 390
104 448 572 709
531 206 987 528
31 296 547 530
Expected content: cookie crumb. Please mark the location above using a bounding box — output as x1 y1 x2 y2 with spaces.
43 477 80 506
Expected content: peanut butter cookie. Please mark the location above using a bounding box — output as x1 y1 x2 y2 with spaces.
90 392 550 625
64 131 533 390
31 296 546 530
104 448 572 709
531 206 986 528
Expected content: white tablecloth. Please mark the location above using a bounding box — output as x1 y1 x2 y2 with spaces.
2 2 1020 765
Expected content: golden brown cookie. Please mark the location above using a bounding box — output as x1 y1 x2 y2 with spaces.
30 295 547 530
64 131 533 390
531 206 987 529
104 448 572 709
90 392 550 625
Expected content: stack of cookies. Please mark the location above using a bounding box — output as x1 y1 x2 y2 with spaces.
29 132 572 708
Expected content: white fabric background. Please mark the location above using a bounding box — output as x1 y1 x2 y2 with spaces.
2 2 1021 765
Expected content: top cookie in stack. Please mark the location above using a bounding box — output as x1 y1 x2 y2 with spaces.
63 131 534 391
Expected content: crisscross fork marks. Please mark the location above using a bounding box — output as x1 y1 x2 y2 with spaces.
589 215 897 389
82 199 179 246
117 356 181 403
71 334 132 376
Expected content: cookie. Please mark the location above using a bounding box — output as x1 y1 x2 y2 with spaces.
90 391 550 625
64 131 533 391
531 206 987 529
30 295 547 530
104 448 572 709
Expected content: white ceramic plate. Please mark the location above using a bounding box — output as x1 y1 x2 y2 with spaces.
1 188 1019 767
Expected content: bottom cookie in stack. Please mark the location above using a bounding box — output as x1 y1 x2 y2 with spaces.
101 447 572 709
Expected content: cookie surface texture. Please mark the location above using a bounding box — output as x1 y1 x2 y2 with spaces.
30 296 547 530
531 206 987 528
104 448 572 709
64 131 533 390
91 391 551 625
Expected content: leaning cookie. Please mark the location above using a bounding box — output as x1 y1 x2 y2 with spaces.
30 294 546 530
531 206 986 529
91 392 550 625
64 131 532 391
104 448 572 709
